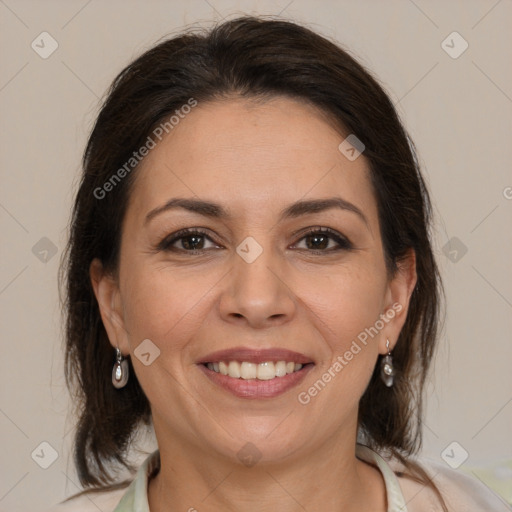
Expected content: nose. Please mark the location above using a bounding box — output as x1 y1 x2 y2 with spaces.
218 243 296 329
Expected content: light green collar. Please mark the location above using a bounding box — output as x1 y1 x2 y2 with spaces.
113 444 407 512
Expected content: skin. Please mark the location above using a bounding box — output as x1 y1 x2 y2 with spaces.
90 96 417 512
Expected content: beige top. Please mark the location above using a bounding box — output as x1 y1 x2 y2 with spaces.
45 444 510 511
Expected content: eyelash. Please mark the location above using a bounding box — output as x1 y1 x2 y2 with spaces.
156 227 353 254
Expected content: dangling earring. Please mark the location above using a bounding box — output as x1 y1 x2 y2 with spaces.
112 347 129 388
380 339 395 387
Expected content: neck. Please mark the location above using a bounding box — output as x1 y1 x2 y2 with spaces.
147 427 386 512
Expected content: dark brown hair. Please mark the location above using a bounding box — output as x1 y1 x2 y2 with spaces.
60 15 447 509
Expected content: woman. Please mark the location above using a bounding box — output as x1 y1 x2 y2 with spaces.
50 15 504 512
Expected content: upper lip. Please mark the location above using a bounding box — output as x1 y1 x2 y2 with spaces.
196 347 314 365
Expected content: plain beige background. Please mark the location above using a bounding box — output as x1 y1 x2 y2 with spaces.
1 1 511 511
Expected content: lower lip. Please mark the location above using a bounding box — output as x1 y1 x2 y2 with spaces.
197 363 314 399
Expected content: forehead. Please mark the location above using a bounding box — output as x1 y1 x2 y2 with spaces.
126 96 378 226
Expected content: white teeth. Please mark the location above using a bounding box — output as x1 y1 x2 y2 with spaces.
240 362 257 379
257 361 275 380
206 360 305 380
275 361 287 377
219 361 228 375
228 361 241 378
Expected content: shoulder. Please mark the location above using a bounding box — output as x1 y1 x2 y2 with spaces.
43 449 159 512
389 456 511 511
42 488 127 512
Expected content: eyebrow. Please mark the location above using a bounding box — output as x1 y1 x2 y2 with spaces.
144 197 369 228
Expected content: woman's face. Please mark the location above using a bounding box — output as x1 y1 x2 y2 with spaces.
92 96 415 464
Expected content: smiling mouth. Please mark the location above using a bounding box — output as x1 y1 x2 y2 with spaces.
202 361 314 380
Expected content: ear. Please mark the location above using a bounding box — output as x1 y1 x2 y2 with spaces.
89 258 130 355
379 248 417 354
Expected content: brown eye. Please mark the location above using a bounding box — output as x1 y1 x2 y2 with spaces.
157 228 220 252
293 228 352 252
177 234 206 250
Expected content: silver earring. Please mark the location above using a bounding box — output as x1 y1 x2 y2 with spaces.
380 339 395 387
112 347 129 388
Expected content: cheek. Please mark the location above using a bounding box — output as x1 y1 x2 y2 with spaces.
120 255 387 350
305 263 387 344
296 268 385 412
119 263 222 351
